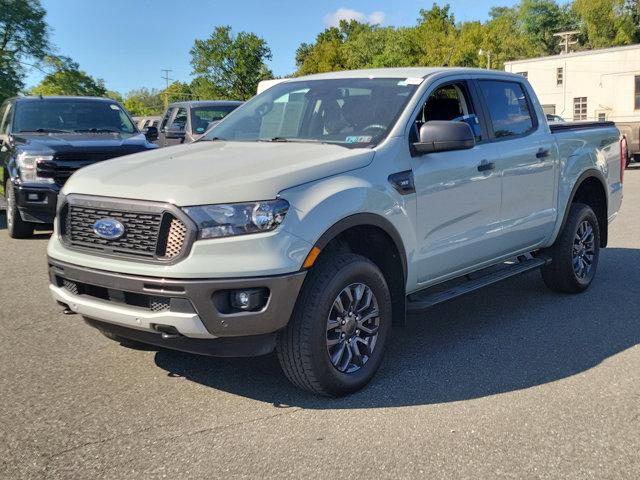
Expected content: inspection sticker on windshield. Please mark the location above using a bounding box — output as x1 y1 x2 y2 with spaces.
398 77 423 86
346 135 372 144
109 104 120 110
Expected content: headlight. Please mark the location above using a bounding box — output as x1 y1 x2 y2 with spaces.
183 199 289 239
16 152 55 184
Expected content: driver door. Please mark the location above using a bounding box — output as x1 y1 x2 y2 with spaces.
410 80 503 286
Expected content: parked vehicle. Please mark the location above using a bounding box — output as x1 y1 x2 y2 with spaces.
47 68 623 396
0 96 158 238
156 101 242 147
546 114 565 123
137 115 161 132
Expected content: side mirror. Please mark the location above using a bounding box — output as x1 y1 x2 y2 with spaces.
413 121 475 154
165 124 185 139
145 126 158 142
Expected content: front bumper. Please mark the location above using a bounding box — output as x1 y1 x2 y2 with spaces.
15 182 59 224
48 258 306 352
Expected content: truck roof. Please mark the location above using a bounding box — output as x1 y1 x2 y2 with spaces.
292 67 525 81
11 95 120 103
168 100 244 108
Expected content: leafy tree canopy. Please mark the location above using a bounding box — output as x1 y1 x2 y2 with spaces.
0 0 50 102
190 26 273 100
294 1 640 75
30 56 106 97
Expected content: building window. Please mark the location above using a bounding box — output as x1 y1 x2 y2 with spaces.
516 71 528 78
635 76 640 110
573 97 587 121
597 112 606 122
557 67 563 86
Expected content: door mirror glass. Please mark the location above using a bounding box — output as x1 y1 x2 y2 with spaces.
413 121 475 154
145 126 158 141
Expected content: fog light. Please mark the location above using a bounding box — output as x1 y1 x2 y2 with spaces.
230 288 266 311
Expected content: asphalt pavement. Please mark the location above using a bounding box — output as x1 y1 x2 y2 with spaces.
1 170 639 479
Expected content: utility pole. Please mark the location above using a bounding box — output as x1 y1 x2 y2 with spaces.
553 31 580 54
161 69 173 109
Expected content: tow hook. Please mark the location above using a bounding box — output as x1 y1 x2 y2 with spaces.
57 301 76 315
154 324 182 340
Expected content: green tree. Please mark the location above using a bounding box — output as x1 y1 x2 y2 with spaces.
519 0 578 55
30 56 106 96
190 76 225 100
190 26 272 100
123 88 163 116
0 0 50 102
105 90 123 103
573 0 640 48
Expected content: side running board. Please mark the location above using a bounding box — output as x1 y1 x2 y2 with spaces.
407 256 550 313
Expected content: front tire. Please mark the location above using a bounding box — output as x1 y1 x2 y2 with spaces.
277 253 392 397
541 203 600 293
5 180 34 238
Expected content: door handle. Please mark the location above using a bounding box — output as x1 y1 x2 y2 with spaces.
536 148 550 158
477 161 495 172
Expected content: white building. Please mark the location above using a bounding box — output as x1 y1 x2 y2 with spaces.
504 44 640 157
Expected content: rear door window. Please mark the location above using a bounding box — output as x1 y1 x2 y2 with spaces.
478 80 534 138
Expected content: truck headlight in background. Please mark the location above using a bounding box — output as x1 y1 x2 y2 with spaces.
183 199 289 239
16 152 55 184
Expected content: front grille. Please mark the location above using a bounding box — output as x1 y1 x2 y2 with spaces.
149 297 171 312
62 279 78 295
38 148 146 186
60 198 191 262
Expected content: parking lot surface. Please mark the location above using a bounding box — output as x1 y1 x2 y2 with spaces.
1 172 639 480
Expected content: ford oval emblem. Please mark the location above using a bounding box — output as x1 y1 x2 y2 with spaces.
93 218 125 240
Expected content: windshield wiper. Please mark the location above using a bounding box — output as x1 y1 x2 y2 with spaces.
19 128 74 134
74 128 120 133
259 137 326 144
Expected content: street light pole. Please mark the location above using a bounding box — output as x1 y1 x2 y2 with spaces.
478 49 492 70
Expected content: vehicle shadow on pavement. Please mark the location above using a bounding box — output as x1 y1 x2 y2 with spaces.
0 211 52 238
154 247 640 409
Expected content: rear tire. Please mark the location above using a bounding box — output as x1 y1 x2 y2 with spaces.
277 253 392 397
5 180 34 238
541 203 600 294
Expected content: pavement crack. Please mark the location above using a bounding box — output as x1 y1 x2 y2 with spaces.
38 407 302 478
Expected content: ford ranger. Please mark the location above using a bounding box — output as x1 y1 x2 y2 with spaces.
0 96 158 238
46 68 624 396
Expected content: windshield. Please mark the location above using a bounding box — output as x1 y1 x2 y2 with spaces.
203 78 420 147
13 99 136 134
190 105 239 134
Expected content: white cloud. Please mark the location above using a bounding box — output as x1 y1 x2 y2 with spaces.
323 8 386 27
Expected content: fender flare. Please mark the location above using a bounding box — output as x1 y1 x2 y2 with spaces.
558 169 609 247
313 213 408 283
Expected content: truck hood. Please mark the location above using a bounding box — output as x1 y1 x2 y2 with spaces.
14 132 152 151
63 140 374 205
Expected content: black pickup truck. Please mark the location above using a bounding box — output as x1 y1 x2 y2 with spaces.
0 96 158 238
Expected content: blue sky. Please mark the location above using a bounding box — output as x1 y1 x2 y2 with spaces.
27 0 522 94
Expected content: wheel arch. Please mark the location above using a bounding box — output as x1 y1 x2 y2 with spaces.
560 170 609 248
311 213 408 324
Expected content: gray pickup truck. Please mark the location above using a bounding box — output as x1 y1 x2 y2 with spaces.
47 68 623 396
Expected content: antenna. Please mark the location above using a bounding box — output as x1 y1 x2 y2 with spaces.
553 31 580 54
